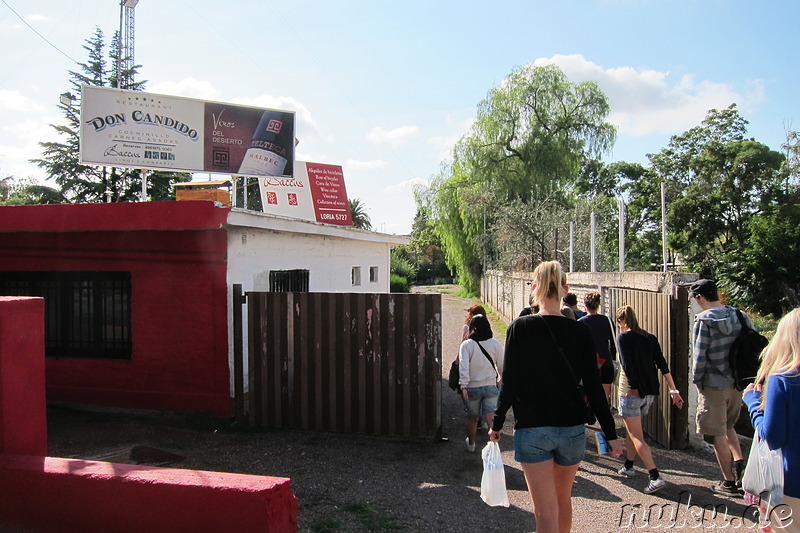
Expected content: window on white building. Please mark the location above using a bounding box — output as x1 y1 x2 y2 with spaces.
269 269 309 292
351 266 361 286
369 266 378 283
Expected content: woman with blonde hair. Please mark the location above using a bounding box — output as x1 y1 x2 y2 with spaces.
489 261 621 533
615 305 684 494
743 308 800 532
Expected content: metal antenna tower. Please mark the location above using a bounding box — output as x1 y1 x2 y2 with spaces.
117 0 139 89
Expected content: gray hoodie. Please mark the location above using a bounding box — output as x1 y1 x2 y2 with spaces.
692 305 753 388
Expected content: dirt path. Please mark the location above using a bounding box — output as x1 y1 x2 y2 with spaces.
44 287 756 533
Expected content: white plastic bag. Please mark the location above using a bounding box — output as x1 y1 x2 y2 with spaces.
742 435 784 507
480 441 509 507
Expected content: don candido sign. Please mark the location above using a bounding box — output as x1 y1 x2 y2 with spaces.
79 85 295 177
260 161 352 226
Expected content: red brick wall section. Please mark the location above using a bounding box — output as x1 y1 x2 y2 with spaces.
0 455 298 533
0 297 46 456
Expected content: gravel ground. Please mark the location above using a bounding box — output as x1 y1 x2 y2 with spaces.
44 286 759 532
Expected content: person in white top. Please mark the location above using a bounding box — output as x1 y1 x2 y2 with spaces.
459 314 504 452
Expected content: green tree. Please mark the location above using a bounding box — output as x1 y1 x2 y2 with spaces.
32 27 189 203
423 64 616 292
720 202 800 315
646 105 783 276
349 198 372 230
0 177 64 205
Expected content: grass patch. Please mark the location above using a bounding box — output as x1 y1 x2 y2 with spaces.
750 313 779 339
453 287 479 299
342 503 399 532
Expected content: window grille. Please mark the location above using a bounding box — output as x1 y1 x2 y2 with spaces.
0 271 132 359
268 270 310 292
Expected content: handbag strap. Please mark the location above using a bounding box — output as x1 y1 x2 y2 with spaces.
475 340 499 379
538 316 581 389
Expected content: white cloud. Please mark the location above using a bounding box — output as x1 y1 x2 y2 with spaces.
0 90 44 112
344 159 389 171
530 54 761 136
149 78 218 100
383 177 428 193
365 125 420 147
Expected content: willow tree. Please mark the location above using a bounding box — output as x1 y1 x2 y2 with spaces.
423 64 616 292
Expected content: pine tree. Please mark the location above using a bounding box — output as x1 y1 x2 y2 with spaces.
31 27 189 203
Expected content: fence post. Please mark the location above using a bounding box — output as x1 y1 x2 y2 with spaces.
233 284 246 424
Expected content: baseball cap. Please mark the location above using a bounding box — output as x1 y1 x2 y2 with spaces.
689 279 716 299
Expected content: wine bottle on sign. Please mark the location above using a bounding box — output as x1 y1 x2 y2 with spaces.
238 110 289 176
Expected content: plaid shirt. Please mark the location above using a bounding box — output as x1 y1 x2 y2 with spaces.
692 305 753 388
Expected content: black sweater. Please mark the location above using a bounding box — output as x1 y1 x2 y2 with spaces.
617 330 671 397
491 314 618 441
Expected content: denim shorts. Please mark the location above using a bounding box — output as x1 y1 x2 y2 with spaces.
462 385 499 418
619 394 655 417
513 425 586 466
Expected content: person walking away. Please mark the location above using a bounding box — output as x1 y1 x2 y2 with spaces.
563 292 586 319
578 292 617 401
460 304 488 430
461 304 487 341
691 279 754 495
459 314 503 452
743 308 800 532
489 261 621 533
615 305 684 494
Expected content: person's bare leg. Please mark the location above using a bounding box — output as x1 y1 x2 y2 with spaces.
483 412 494 434
713 435 735 480
553 462 581 533
465 416 478 446
521 460 559 533
727 427 743 461
623 416 655 470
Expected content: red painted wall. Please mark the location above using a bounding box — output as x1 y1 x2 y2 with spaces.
0 454 298 533
0 202 233 415
0 297 47 456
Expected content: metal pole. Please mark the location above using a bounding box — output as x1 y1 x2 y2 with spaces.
661 181 668 272
140 169 147 202
117 1 123 89
619 199 626 272
569 221 574 272
590 211 596 272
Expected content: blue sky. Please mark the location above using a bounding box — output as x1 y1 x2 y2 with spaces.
1 0 797 234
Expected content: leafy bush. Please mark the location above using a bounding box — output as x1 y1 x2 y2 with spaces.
390 251 415 279
390 274 410 293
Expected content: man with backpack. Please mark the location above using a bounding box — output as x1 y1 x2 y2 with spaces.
691 279 755 496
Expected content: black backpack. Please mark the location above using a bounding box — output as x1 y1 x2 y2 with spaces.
729 309 769 391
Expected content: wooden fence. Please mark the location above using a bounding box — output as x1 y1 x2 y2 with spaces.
233 287 442 439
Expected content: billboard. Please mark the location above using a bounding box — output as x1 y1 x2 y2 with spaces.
260 161 352 226
79 86 295 177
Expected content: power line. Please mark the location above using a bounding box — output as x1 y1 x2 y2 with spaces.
0 0 79 64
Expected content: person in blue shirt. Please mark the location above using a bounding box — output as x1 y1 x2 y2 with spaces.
743 308 800 532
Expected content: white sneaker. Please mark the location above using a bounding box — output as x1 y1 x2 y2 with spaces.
644 477 666 494
465 437 475 453
618 466 636 477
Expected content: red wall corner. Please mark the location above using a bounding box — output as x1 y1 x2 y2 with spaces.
0 454 298 533
0 297 46 456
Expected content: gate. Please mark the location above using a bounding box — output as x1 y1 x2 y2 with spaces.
233 287 442 439
608 287 691 449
